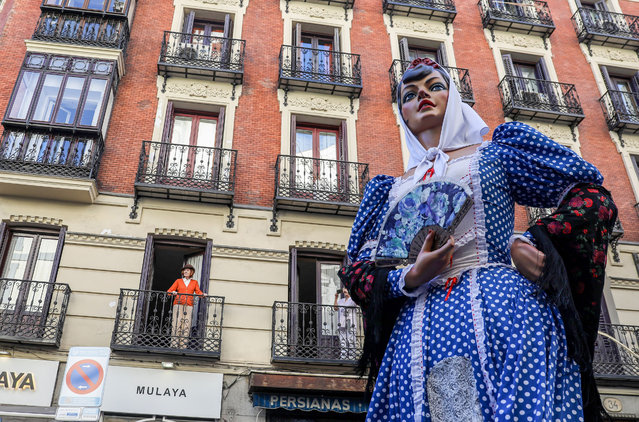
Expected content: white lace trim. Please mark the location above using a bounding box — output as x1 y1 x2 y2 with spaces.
410 294 427 422
398 265 430 298
469 268 497 416
508 233 534 249
471 143 489 267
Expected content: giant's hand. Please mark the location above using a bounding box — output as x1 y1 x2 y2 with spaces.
404 231 455 290
511 238 545 281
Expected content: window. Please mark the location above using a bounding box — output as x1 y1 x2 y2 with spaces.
502 53 555 102
182 10 232 38
631 154 639 179
600 66 639 117
290 116 348 194
292 23 341 78
0 224 65 315
154 102 226 183
4 54 116 133
44 0 129 14
289 249 349 359
399 38 447 66
180 11 233 61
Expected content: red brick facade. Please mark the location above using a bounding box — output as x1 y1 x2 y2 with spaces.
0 0 637 239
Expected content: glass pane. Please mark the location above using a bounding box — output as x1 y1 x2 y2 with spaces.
32 74 63 122
45 0 63 4
295 129 313 157
318 132 337 160
319 263 341 336
194 119 217 180
66 0 86 7
408 48 436 62
31 238 57 282
80 79 107 126
1 236 33 279
107 0 126 12
86 0 104 9
168 116 193 177
54 77 85 124
9 72 40 120
47 136 71 165
82 22 101 41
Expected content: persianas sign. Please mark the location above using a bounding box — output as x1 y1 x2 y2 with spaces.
252 393 368 413
0 358 59 406
101 366 223 419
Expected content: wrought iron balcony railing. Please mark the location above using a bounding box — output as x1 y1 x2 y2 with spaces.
41 0 132 16
498 76 584 125
273 155 369 216
478 0 554 38
158 31 245 84
0 129 104 179
389 59 474 105
111 289 224 358
272 301 363 364
0 279 71 347
382 0 456 24
278 45 362 97
599 90 639 134
33 11 129 52
572 8 639 50
134 141 236 204
594 323 639 379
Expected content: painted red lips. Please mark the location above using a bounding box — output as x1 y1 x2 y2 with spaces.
418 99 435 111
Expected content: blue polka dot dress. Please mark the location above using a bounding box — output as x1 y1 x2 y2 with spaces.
347 122 603 422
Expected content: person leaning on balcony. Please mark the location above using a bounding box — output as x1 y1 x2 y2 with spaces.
334 287 359 360
167 264 204 348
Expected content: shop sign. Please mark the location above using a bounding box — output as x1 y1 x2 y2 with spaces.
101 366 223 419
0 357 59 406
252 393 368 413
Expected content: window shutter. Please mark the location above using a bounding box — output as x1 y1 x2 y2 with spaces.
333 27 341 52
502 54 516 76
535 58 551 80
437 44 448 67
594 0 608 11
139 234 155 290
339 120 348 161
0 222 8 264
162 101 175 143
223 14 232 39
48 226 66 284
290 114 297 155
399 38 410 63
600 66 614 90
182 10 195 33
215 106 225 149
630 71 639 95
294 23 302 47
200 239 212 293
289 248 298 302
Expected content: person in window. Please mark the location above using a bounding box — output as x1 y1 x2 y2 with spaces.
334 286 359 360
338 57 616 421
167 264 204 348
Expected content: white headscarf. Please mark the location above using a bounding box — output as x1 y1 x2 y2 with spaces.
398 64 489 182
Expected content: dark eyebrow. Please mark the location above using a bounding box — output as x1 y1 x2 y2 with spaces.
402 76 443 91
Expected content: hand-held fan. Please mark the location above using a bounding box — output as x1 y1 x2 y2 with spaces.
373 180 473 267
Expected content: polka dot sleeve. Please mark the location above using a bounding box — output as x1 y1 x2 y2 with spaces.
491 121 603 208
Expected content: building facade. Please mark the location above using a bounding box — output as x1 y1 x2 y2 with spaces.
0 0 638 420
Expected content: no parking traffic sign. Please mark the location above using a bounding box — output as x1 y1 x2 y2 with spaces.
58 347 110 407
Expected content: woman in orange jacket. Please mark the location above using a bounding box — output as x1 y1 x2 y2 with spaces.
167 264 204 348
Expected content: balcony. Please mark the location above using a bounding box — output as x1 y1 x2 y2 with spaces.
111 289 224 358
572 8 639 51
134 141 236 205
594 323 639 382
383 0 456 25
0 279 71 348
389 59 474 105
41 0 133 18
599 90 639 135
0 129 103 179
478 0 554 39
158 31 245 85
525 206 554 225
498 76 584 125
278 45 362 97
33 11 129 53
272 301 363 364
273 155 369 217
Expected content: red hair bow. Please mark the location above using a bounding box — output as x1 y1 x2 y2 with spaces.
408 57 440 70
